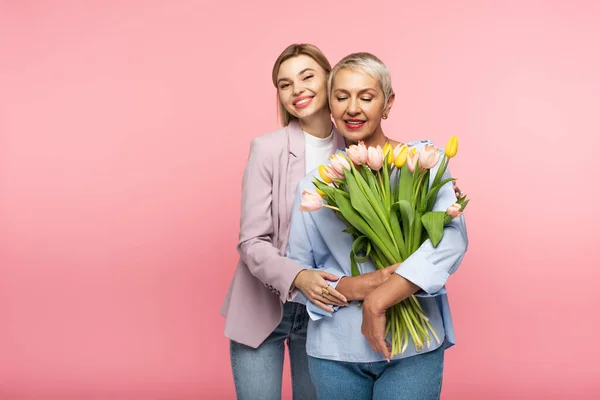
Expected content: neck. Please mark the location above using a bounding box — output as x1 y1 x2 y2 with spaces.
299 108 333 138
362 124 388 148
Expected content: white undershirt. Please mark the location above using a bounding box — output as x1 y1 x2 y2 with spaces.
304 130 334 174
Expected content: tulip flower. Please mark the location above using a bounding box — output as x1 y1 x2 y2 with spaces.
299 190 323 212
315 188 326 198
406 147 420 173
328 164 345 180
445 136 458 158
446 203 463 218
330 154 351 176
393 144 408 168
419 144 441 170
318 164 334 183
383 143 394 165
367 146 384 171
347 141 368 165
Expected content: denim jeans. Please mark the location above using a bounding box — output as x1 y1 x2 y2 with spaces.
230 302 317 400
308 344 445 400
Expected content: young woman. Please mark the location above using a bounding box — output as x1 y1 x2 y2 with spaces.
221 44 385 400
286 52 468 399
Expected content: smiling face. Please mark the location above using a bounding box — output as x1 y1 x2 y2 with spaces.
330 68 394 144
276 54 329 122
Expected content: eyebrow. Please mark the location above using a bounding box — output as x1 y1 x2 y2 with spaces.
277 68 316 85
333 88 378 94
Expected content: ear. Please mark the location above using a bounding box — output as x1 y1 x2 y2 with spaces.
384 92 396 116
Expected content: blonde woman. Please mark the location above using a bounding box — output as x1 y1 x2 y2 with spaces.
221 44 384 399
287 53 468 399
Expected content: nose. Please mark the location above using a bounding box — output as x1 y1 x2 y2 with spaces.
346 97 361 116
292 85 305 97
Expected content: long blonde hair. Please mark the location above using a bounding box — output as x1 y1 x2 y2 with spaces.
271 44 332 126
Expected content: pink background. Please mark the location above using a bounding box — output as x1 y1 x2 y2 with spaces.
1 1 599 398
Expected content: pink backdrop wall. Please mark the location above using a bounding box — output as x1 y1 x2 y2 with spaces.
1 1 599 398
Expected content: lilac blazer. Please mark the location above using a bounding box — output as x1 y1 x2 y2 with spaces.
221 120 345 348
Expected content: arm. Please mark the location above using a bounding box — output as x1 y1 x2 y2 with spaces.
287 179 397 318
335 264 398 301
237 137 305 303
287 180 348 311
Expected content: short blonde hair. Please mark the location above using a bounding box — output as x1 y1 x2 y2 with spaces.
271 44 332 126
328 52 394 108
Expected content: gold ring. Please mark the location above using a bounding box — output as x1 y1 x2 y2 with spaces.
321 287 330 296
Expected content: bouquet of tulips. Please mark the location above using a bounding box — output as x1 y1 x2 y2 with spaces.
299 137 469 356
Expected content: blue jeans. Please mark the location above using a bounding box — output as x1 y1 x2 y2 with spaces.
308 344 445 400
230 302 316 400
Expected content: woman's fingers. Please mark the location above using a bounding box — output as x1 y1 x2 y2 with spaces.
320 272 340 282
316 276 348 303
326 286 348 303
321 293 348 307
311 298 334 313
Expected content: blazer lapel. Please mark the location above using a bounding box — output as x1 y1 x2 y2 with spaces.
282 121 306 250
330 125 347 155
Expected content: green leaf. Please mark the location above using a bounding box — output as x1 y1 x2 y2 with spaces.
352 235 371 263
335 191 398 264
421 211 446 247
425 177 455 211
398 163 414 204
396 200 413 228
342 226 360 236
389 208 406 260
344 170 400 261
431 154 448 188
350 253 361 277
382 163 391 210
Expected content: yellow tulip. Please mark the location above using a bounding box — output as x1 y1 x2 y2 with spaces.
316 188 326 198
383 143 394 165
445 136 459 158
318 164 333 183
394 145 409 168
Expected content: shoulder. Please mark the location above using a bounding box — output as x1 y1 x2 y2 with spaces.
248 126 289 157
405 138 443 152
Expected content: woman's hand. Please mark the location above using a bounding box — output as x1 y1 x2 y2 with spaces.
292 270 348 312
453 180 464 198
336 264 399 301
361 295 391 361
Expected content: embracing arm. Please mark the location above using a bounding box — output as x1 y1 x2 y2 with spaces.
237 137 306 303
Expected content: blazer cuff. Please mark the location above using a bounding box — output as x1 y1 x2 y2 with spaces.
277 260 305 303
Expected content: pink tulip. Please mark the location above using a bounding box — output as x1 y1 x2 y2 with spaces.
299 190 323 212
446 203 463 218
419 144 441 170
326 164 344 180
347 141 368 166
330 154 351 177
406 147 420 173
367 145 384 171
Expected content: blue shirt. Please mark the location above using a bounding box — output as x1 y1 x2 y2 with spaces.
286 140 468 362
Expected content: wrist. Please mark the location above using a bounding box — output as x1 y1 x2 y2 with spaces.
363 293 386 315
292 269 307 287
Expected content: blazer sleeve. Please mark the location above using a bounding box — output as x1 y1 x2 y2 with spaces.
237 137 305 303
